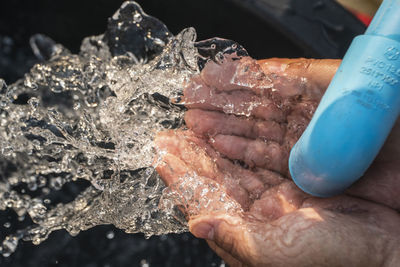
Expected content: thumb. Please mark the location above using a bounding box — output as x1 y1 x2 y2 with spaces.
189 214 257 265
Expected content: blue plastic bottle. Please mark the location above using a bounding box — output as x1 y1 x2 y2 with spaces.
289 0 400 197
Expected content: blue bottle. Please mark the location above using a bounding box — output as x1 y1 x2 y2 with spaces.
289 0 400 197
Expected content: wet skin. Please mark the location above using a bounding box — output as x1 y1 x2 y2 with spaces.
155 56 400 266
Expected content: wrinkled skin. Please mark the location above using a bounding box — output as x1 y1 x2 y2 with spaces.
155 56 400 267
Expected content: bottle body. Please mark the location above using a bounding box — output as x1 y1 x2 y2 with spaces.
289 35 400 197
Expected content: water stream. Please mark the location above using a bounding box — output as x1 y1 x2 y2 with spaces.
0 1 248 257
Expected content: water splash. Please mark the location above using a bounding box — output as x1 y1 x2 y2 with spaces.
0 1 248 257
0 1 197 255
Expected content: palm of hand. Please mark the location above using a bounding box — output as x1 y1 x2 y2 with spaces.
155 56 400 266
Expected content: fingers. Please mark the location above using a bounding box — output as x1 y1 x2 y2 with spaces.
191 57 340 108
155 130 251 209
155 153 191 186
210 134 288 174
184 58 340 124
185 109 285 143
183 78 286 122
155 130 218 179
156 129 288 209
283 104 314 150
212 155 266 200
254 168 285 186
257 58 341 99
200 56 341 99
201 56 273 95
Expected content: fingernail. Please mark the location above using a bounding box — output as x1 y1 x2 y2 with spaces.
192 222 214 240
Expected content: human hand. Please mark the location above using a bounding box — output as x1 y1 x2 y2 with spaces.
155 56 400 266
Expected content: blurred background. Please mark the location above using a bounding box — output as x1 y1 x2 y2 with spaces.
0 0 380 266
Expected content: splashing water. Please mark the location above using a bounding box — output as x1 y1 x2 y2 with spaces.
0 1 249 257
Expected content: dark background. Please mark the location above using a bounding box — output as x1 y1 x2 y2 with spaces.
0 0 305 56
0 0 363 266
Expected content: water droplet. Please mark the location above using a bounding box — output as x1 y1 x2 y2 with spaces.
38 176 47 188
27 176 38 191
140 259 150 267
28 97 40 110
214 52 225 64
42 187 50 194
50 177 63 190
1 236 18 257
73 102 81 110
133 12 143 23
2 146 13 157
24 77 38 90
28 202 47 222
106 231 115 239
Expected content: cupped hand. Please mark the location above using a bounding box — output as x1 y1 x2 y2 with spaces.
155 55 400 266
